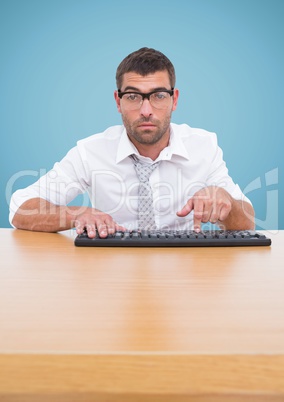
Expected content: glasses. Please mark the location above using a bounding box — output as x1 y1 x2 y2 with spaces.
118 88 174 110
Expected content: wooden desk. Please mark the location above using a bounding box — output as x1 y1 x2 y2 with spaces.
0 228 283 401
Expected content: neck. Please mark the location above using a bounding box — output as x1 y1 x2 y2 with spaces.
130 130 170 161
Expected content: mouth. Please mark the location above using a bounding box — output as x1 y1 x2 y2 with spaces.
138 123 156 129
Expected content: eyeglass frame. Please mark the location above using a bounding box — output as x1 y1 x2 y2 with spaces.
117 88 175 104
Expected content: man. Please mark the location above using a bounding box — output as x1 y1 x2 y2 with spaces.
10 47 255 237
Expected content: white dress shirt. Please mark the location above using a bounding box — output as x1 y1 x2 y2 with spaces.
9 123 251 230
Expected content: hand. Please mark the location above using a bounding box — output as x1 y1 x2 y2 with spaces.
73 207 126 238
176 186 233 232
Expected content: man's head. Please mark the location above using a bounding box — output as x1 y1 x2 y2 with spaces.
116 47 176 90
114 48 179 159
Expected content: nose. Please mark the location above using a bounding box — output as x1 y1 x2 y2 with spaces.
139 98 153 118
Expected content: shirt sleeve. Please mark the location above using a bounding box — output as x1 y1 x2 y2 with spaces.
206 134 252 204
9 146 89 226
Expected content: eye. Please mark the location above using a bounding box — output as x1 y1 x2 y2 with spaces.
126 93 140 102
153 92 167 100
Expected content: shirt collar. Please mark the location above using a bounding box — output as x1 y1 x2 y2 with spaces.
160 124 190 161
116 127 140 164
116 124 190 164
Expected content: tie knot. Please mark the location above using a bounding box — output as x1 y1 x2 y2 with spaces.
131 157 160 183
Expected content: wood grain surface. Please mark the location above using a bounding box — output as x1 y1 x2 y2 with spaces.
0 228 283 401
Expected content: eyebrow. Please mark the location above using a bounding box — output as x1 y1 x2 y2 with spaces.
122 86 170 92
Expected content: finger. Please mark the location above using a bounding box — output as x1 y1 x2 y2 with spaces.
209 198 231 223
86 211 111 237
96 217 122 238
176 199 193 217
219 202 232 221
74 220 86 235
74 217 100 238
86 223 97 238
96 222 109 238
115 223 127 232
208 205 220 224
193 199 204 232
103 216 117 234
201 198 213 223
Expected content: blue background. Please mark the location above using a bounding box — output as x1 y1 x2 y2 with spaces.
1 0 283 229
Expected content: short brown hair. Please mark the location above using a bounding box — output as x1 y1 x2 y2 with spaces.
116 47 176 89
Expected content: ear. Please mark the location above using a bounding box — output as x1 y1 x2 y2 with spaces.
172 88 179 111
114 91 122 113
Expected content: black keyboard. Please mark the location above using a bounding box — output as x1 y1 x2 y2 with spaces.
74 230 271 247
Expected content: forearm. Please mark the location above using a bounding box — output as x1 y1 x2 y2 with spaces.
219 198 255 230
12 198 79 232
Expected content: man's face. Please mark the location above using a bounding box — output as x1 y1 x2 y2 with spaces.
114 71 179 148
